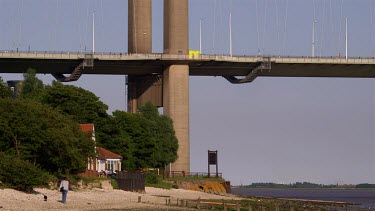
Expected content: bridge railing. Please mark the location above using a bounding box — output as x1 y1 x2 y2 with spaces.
1 49 375 63
163 171 222 179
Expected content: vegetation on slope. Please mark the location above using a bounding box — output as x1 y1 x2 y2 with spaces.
0 70 178 190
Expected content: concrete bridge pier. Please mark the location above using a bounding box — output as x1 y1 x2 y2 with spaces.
163 0 190 172
163 65 190 172
128 0 190 173
127 0 162 112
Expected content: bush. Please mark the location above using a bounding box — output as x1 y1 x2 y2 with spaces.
145 172 159 184
0 152 51 192
111 179 118 189
145 172 172 189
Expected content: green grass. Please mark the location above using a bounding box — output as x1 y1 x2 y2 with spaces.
146 182 173 189
110 179 118 189
145 173 173 189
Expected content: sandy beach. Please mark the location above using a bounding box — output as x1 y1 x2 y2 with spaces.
0 187 239 211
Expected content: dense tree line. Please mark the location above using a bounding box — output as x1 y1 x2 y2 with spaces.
356 183 375 188
0 70 178 190
244 182 337 189
0 98 95 174
243 182 375 189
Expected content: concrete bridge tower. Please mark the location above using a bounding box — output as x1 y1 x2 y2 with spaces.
163 0 190 172
128 0 190 173
128 0 162 113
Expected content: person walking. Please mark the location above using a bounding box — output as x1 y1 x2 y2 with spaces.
59 177 69 203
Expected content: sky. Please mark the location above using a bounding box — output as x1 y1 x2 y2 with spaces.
0 0 374 185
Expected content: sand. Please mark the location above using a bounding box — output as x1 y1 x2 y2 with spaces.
0 187 240 210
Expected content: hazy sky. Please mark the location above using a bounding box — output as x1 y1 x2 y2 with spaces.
0 0 374 185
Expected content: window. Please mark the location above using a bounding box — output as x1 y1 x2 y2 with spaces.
107 160 114 171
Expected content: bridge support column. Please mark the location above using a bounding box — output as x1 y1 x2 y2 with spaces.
127 0 163 112
127 75 163 113
164 0 189 172
163 65 190 172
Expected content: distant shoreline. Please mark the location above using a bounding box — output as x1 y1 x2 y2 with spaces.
231 188 375 209
232 187 375 190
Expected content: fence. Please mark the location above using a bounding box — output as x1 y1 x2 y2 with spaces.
116 171 145 192
163 171 222 179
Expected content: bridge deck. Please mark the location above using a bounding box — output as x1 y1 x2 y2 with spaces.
1 51 375 78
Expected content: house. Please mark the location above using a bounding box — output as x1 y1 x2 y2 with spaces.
80 124 123 177
95 147 123 173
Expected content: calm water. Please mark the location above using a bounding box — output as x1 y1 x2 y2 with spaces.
232 188 375 209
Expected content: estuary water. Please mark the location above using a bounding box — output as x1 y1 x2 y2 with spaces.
232 188 375 209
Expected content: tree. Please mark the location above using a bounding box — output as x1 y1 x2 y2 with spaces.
0 98 95 175
102 103 178 170
0 76 12 99
94 114 135 169
111 110 156 170
20 69 45 100
22 80 177 171
40 81 108 124
139 102 178 168
40 81 111 151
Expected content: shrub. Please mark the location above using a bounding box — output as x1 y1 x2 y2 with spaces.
0 152 51 192
145 172 159 184
111 179 118 189
145 172 172 189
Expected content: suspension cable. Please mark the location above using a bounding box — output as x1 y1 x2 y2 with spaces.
255 0 260 55
275 0 281 55
75 0 82 52
102 0 104 25
337 0 344 56
282 0 289 55
330 0 334 56
320 0 326 57
17 0 24 50
313 0 316 22
55 0 60 51
84 0 89 52
262 0 268 54
212 0 217 53
218 0 223 53
11 1 16 49
371 1 374 47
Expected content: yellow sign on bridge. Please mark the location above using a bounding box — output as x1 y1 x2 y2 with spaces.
189 50 200 59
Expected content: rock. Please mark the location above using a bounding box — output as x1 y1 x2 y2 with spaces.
100 180 113 190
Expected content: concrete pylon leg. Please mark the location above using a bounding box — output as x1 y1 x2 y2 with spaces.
128 0 190 171
127 76 138 113
163 0 189 172
128 0 152 54
128 0 163 113
163 65 190 172
127 75 163 113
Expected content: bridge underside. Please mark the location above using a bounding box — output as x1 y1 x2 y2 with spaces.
127 75 163 112
1 58 375 78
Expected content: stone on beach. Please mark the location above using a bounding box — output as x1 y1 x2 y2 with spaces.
0 187 239 210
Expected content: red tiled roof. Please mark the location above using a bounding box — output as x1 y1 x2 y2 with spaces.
96 147 123 160
80 124 94 133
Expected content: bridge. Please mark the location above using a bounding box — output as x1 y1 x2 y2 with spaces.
1 0 375 175
1 51 375 78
